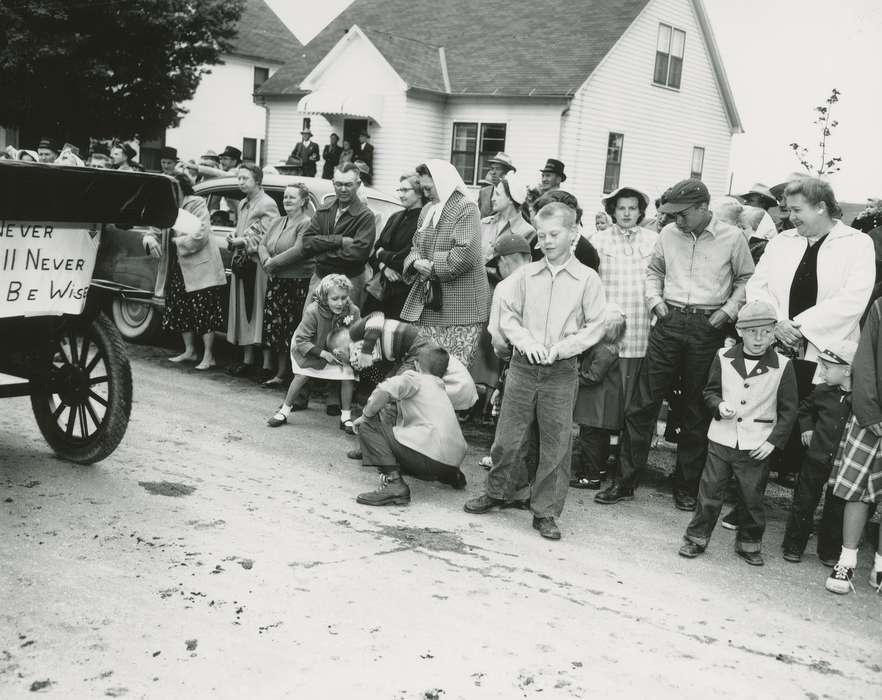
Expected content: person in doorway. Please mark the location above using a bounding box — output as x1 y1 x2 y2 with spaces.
322 133 342 180
356 132 374 185
596 178 754 512
539 158 566 193
464 203 606 540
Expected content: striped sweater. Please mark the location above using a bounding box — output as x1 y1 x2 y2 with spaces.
348 312 422 362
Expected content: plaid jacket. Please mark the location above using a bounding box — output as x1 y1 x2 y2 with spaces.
593 225 658 358
401 191 490 327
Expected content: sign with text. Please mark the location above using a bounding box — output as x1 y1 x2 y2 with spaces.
0 220 100 318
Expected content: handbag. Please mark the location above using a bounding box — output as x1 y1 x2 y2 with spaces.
423 276 442 312
365 268 387 301
230 247 258 322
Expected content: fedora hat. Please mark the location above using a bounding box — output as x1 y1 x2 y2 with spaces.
736 183 777 209
220 145 242 162
200 149 220 163
488 152 515 171
300 129 313 137
540 158 566 182
770 172 810 200
159 146 178 161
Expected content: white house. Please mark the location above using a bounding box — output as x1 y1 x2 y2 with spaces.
255 0 741 210
161 0 301 166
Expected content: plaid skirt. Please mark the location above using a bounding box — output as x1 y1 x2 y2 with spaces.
830 415 882 503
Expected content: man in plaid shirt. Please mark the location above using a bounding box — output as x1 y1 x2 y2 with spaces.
596 179 754 512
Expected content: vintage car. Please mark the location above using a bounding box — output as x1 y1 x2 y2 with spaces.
105 175 403 341
0 160 179 463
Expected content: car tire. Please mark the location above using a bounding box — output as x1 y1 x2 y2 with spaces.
30 312 133 464
111 297 161 342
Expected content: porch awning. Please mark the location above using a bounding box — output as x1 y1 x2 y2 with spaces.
296 90 384 125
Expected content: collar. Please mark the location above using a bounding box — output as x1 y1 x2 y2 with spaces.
321 195 366 217
723 343 780 379
529 253 586 280
775 219 856 243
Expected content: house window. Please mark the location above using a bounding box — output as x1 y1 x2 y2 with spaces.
242 137 257 164
690 146 705 180
450 122 507 185
603 132 624 194
253 66 270 92
653 24 685 89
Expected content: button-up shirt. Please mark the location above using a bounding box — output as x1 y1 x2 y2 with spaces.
593 224 658 358
498 255 606 360
646 215 754 320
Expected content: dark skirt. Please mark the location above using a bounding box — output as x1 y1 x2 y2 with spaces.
162 261 225 335
262 277 311 352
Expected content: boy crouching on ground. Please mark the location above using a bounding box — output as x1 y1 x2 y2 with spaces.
679 301 798 566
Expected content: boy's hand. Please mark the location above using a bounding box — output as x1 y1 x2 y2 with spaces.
750 441 775 461
718 401 736 419
521 342 547 365
801 430 813 447
351 415 365 435
708 309 729 328
543 345 559 365
320 350 340 365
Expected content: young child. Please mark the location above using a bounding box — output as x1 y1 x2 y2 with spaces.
267 274 360 432
825 299 882 594
679 300 798 566
571 304 626 489
781 340 856 563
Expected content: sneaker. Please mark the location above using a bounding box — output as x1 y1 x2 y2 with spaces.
679 541 705 558
356 474 411 506
869 566 882 593
720 510 739 531
736 550 764 567
825 563 855 594
782 549 802 563
532 516 561 540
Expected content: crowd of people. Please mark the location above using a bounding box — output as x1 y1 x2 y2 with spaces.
7 133 882 597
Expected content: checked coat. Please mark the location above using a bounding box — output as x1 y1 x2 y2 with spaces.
593 224 658 358
401 190 490 327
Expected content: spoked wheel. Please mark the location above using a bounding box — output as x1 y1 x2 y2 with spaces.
30 312 132 464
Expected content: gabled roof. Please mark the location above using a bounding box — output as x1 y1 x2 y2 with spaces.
230 0 302 65
257 0 741 131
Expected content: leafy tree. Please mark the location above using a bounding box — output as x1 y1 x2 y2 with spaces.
0 0 245 147
788 88 843 176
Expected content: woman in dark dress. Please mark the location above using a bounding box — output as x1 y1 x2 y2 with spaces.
143 173 226 370
257 184 315 386
362 172 426 318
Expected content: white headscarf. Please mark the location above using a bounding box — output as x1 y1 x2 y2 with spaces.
421 159 469 229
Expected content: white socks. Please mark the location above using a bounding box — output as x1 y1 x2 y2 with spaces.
279 403 293 417
875 552 882 572
839 547 858 568
340 409 352 421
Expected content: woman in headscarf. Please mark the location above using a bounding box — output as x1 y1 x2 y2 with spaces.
400 159 490 367
225 163 280 378
143 173 226 370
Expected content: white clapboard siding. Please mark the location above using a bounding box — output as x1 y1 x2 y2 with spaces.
561 0 734 213
166 55 282 162
443 98 569 191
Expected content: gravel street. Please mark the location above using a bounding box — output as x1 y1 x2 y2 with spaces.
2 343 881 699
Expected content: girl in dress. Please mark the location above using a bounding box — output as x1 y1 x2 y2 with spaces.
267 275 360 433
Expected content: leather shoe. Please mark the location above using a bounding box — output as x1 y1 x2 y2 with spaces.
463 494 505 514
500 498 530 510
678 540 705 558
346 449 363 460
674 491 697 511
737 549 764 566
532 516 561 540
594 482 634 505
782 549 802 563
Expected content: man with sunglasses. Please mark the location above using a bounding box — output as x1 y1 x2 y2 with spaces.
596 178 755 511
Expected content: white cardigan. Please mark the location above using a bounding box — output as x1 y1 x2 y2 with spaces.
746 220 873 372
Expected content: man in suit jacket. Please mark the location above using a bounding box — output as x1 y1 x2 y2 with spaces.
291 129 320 177
289 162 376 306
356 132 374 185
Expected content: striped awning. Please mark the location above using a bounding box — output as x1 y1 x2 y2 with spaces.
296 91 384 125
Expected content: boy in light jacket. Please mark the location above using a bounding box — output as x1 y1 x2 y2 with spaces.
679 301 798 566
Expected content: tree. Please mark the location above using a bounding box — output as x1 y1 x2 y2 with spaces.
0 0 245 147
788 88 843 177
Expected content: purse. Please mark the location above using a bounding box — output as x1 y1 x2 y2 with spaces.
423 276 442 311
365 268 387 301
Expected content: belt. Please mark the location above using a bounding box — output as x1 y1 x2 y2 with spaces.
666 302 719 316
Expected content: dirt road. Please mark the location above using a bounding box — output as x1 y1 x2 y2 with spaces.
2 345 880 698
